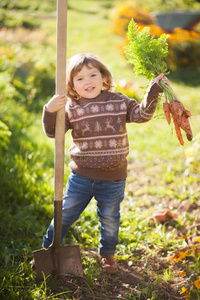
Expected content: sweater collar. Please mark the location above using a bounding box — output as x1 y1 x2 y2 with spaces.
80 90 109 102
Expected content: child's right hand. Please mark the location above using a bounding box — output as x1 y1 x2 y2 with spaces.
46 94 68 113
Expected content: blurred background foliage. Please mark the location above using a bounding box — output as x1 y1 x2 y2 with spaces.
111 1 200 72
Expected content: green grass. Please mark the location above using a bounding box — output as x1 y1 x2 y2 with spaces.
0 0 200 299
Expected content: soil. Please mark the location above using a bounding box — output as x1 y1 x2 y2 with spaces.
54 253 187 299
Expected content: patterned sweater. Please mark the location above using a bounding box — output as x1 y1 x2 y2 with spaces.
42 81 162 180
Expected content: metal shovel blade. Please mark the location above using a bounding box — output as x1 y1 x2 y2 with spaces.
33 245 83 281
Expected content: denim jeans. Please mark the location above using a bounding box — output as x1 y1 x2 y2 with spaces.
43 170 126 255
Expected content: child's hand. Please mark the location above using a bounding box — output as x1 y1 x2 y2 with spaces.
46 94 68 112
153 73 170 86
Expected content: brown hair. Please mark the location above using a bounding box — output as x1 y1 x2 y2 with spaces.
66 53 115 100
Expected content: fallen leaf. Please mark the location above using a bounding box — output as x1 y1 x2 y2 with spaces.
152 208 177 223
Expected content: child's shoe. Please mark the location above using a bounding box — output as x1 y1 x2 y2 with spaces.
99 255 118 274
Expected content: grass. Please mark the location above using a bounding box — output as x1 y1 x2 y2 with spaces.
0 0 200 299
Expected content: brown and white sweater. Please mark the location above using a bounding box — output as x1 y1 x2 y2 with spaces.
42 81 162 180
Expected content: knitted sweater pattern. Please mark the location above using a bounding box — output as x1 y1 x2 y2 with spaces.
42 82 162 180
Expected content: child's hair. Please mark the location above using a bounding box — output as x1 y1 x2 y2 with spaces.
66 53 115 100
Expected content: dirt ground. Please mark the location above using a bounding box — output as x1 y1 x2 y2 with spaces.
55 254 187 299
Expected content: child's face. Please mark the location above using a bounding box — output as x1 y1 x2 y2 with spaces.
73 64 105 99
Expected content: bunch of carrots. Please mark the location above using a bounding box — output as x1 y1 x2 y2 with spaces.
125 19 193 146
161 81 193 146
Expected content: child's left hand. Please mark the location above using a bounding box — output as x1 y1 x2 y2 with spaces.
153 73 170 87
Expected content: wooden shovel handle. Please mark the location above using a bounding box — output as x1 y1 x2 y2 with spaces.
53 0 67 247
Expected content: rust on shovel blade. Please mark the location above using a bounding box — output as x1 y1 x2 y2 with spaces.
33 245 83 281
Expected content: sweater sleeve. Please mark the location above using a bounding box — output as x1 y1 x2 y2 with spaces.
42 105 71 138
126 81 163 123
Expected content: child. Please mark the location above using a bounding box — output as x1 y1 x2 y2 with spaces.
42 53 169 274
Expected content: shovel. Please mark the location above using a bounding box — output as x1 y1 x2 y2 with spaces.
33 0 83 281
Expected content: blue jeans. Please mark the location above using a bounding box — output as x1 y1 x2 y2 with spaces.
43 171 126 255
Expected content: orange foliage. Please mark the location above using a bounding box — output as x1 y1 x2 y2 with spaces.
110 1 154 36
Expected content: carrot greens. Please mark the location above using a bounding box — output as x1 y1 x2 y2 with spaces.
125 19 169 80
125 19 177 101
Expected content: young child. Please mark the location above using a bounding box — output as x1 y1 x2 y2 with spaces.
42 53 169 274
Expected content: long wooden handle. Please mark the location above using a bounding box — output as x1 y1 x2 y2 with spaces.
53 0 67 247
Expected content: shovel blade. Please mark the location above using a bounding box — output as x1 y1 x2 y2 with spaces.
33 245 83 281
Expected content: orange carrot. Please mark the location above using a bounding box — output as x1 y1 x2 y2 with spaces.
184 110 191 118
169 99 193 143
163 102 171 125
170 99 184 125
170 99 192 123
171 112 184 146
180 114 193 141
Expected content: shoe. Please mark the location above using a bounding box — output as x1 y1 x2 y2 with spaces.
99 255 118 274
